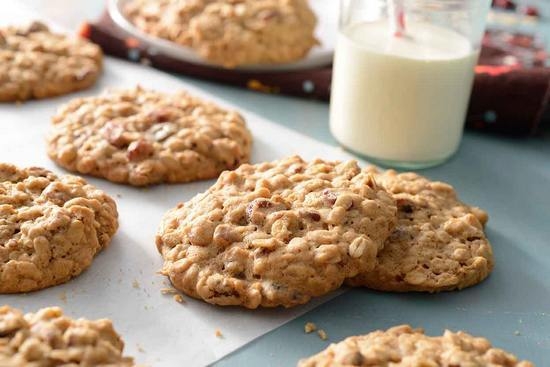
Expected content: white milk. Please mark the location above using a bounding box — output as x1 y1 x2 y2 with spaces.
330 21 479 164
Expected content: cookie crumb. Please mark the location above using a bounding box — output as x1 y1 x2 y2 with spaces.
317 329 328 340
132 279 140 289
514 330 521 336
137 343 146 353
215 329 223 338
304 322 317 333
173 294 185 304
161 287 178 295
58 292 67 304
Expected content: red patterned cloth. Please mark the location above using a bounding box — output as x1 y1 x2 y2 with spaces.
82 11 550 135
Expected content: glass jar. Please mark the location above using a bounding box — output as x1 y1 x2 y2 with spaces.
330 0 492 168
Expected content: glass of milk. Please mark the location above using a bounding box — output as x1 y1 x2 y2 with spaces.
330 0 492 168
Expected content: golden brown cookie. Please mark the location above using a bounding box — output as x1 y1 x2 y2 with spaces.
47 87 252 186
0 21 102 102
346 168 494 292
0 305 135 366
156 156 397 308
0 163 118 293
298 325 533 367
124 0 318 67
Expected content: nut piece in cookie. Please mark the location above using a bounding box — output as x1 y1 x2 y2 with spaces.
124 0 319 67
156 156 397 308
0 306 135 366
346 168 494 292
0 21 102 102
47 87 252 186
0 163 118 293
297 324 533 367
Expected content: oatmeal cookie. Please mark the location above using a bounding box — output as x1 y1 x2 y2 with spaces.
0 163 118 293
47 87 252 186
156 156 397 308
346 168 494 292
0 21 102 102
298 325 533 367
0 306 134 366
124 0 318 68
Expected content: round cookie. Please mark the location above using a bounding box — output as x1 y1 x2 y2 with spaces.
47 87 252 186
0 305 135 366
298 325 533 367
0 21 102 102
156 156 397 308
346 168 494 292
0 163 118 293
124 0 318 68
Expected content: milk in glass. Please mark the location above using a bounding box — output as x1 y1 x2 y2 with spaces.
330 20 479 165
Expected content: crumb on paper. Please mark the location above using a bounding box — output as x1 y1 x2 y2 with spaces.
173 294 185 304
215 329 223 338
132 279 140 289
137 343 146 353
161 287 178 295
317 329 328 341
116 193 122 198
514 330 521 336
58 292 67 304
304 322 317 333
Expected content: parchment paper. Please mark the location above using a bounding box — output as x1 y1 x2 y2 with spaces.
0 57 356 366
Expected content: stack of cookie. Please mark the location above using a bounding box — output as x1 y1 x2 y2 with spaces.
153 156 494 309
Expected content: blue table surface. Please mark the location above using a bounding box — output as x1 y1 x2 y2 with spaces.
12 1 550 365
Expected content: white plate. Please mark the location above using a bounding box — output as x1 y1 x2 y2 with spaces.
108 0 338 72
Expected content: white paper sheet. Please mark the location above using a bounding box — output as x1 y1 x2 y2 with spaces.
0 57 358 366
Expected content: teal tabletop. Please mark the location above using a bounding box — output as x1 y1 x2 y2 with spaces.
9 1 550 366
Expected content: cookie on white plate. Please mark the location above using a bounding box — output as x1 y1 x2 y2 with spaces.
124 0 318 67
